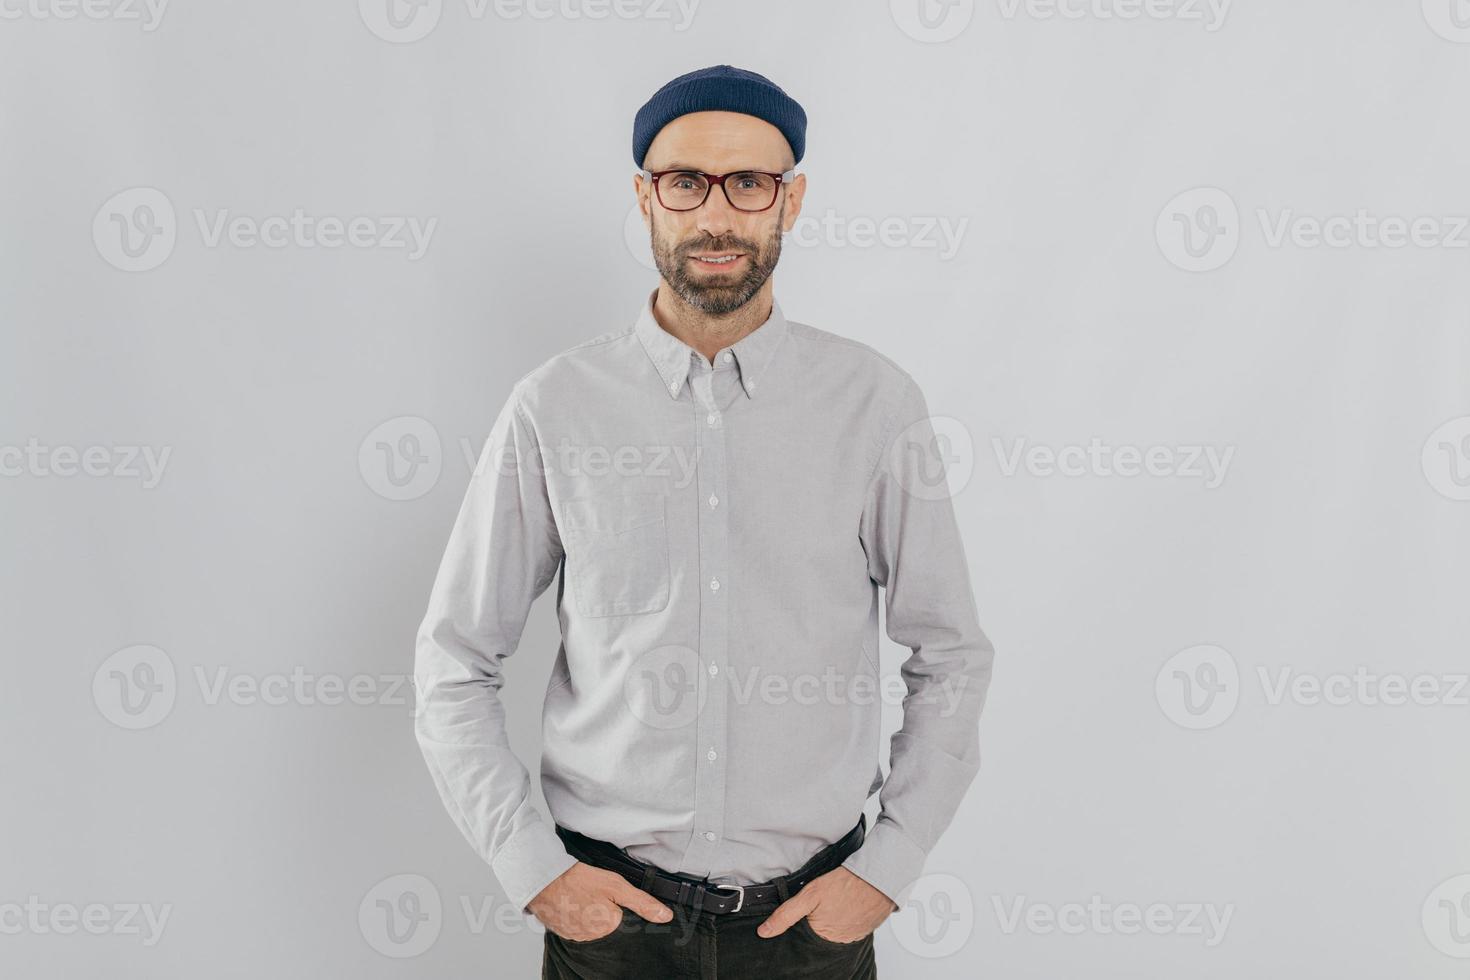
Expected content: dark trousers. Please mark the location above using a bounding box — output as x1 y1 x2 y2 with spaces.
542 826 878 979
541 893 877 980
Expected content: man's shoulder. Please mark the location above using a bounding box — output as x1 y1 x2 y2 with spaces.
787 319 918 395
508 325 641 406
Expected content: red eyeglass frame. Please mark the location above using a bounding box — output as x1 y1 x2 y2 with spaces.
640 168 798 213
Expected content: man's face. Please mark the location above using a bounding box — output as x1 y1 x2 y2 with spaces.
638 111 805 316
650 195 785 317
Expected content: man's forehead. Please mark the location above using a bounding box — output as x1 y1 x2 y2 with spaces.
645 111 791 170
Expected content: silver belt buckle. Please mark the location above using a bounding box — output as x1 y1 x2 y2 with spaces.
711 883 746 913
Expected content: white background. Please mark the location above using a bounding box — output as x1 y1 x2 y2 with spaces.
3 0 1469 977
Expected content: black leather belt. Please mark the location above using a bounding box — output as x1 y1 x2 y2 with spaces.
554 814 866 916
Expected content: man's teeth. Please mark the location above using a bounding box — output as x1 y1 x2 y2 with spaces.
696 255 738 263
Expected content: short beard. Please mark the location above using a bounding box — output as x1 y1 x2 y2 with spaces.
650 201 784 317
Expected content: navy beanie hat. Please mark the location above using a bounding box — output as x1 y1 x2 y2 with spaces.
633 65 807 169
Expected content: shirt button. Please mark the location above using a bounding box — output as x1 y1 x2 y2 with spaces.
708 494 719 508
708 662 718 676
747 379 757 392
709 578 720 592
707 748 718 761
703 831 716 842
669 380 679 393
722 351 733 362
706 412 718 426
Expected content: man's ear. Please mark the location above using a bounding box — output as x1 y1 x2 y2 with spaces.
633 172 652 225
781 172 807 232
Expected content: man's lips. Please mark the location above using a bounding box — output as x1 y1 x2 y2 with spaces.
688 252 746 267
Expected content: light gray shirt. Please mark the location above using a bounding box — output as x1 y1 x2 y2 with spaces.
413 288 995 914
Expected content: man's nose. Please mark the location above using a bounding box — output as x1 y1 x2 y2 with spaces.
694 185 740 237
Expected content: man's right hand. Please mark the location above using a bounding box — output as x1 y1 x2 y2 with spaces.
528 861 674 942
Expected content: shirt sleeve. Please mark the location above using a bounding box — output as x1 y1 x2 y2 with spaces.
412 387 578 913
841 375 996 911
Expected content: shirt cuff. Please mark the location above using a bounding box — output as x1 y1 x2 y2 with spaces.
840 818 927 912
490 819 580 913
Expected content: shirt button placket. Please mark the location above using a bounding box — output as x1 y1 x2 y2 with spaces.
689 355 729 870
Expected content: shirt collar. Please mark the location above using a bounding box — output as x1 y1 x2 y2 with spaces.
634 288 790 400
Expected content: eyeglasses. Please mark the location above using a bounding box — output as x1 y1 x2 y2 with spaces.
641 168 797 213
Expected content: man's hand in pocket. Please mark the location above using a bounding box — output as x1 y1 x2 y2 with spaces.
755 867 896 943
528 862 673 941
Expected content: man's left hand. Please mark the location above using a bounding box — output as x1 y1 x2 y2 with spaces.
755 867 897 942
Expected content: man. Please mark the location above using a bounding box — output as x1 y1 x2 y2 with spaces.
413 64 995 979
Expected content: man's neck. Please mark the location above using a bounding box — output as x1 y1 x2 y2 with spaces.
651 284 774 364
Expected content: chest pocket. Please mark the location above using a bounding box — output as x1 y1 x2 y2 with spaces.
562 492 671 618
